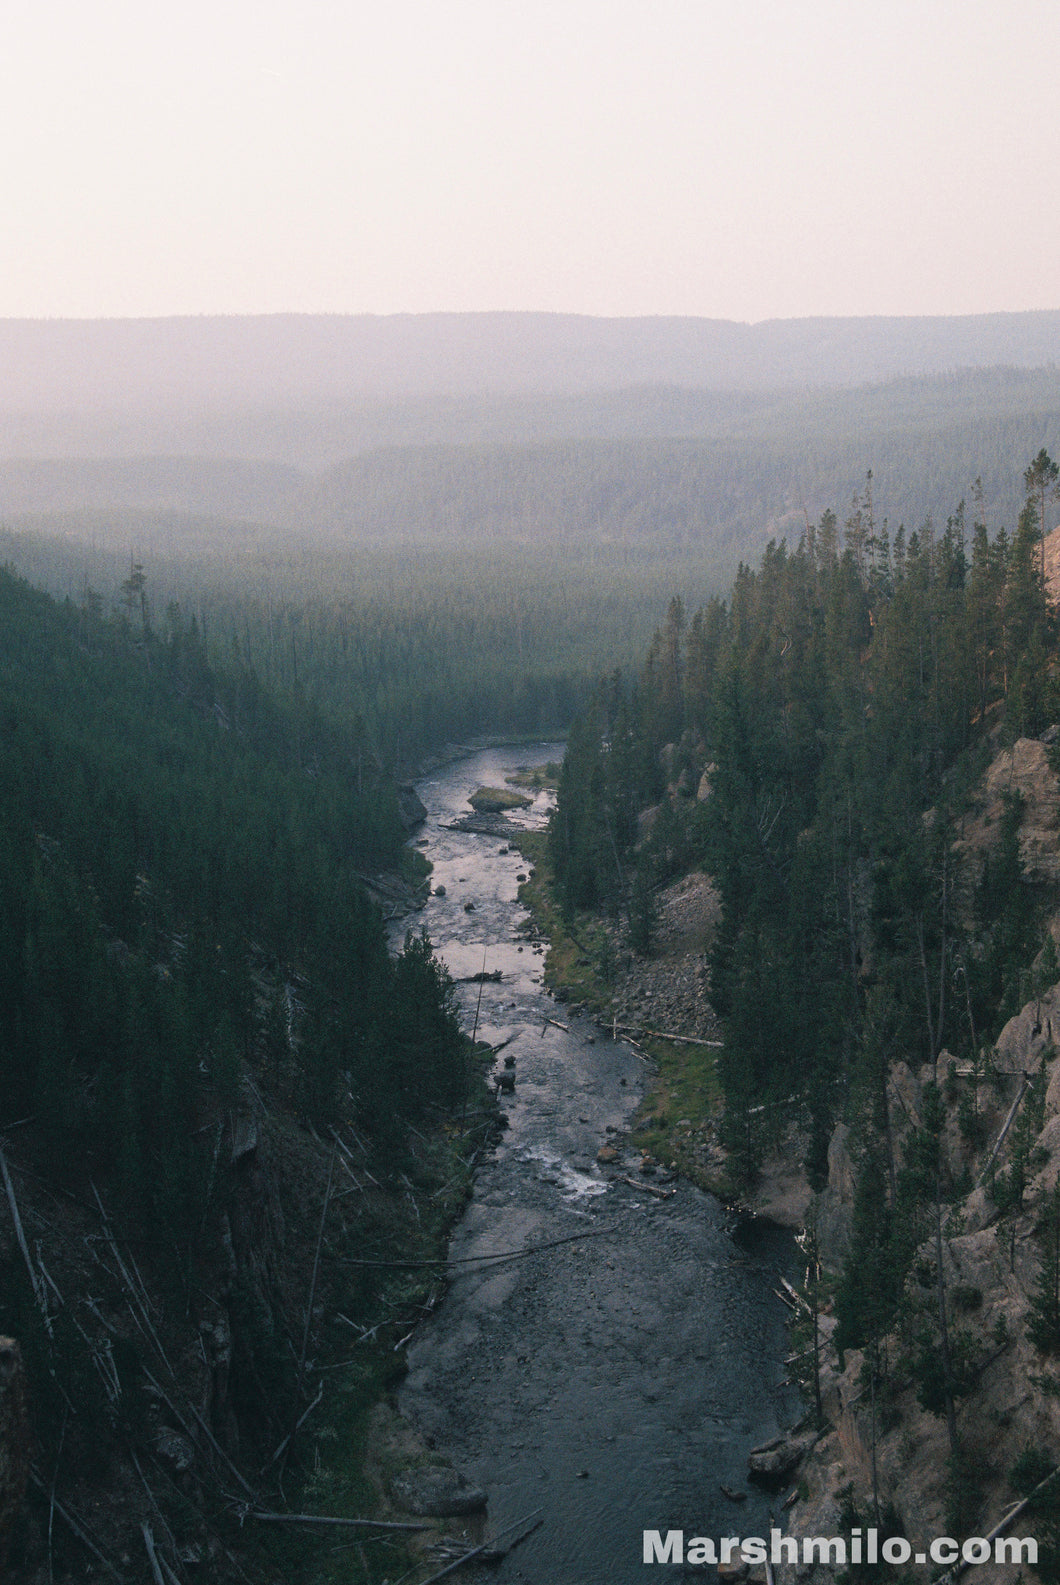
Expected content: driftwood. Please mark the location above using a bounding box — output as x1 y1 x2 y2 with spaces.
142 1519 167 1585
620 1175 676 1200
779 1276 811 1315
247 1509 430 1532
343 1224 613 1271
541 1016 568 1035
640 1029 723 1048
620 1038 652 1063
417 1509 544 1584
608 1020 722 1048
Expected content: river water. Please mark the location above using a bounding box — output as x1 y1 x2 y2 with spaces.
393 745 798 1583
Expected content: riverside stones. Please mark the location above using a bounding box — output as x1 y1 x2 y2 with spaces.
389 1466 488 1517
747 1431 817 1487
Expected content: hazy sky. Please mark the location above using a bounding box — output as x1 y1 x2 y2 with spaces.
4 0 1060 322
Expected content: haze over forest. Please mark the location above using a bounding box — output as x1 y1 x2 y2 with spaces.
3 310 1059 526
2 308 1059 769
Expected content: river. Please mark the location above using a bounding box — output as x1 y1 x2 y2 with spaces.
392 744 798 1583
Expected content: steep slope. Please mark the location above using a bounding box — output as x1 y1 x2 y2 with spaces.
777 734 1060 1578
0 567 485 1583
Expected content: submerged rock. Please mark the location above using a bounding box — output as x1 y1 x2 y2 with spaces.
468 786 533 814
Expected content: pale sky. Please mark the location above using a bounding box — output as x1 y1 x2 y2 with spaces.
3 0 1059 322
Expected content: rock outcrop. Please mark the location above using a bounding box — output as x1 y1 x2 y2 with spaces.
957 734 1060 889
397 783 429 830
784 989 1060 1582
389 1465 488 1518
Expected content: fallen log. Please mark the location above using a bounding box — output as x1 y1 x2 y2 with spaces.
141 1520 167 1585
0 1145 51 1333
641 1029 724 1048
247 1509 430 1532
935 1463 1059 1585
620 1038 651 1063
779 1276 811 1314
416 1509 544 1584
621 1175 676 1200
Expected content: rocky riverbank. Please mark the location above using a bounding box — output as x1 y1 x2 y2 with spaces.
513 735 1060 1582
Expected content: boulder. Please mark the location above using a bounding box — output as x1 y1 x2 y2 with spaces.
397 784 428 830
959 737 1060 887
389 1466 487 1517
995 984 1060 1075
154 1425 197 1472
748 1432 818 1488
468 787 532 814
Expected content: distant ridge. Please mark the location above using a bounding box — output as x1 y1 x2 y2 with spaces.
3 310 1060 410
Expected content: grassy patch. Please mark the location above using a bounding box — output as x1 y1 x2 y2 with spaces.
631 1034 726 1192
511 829 731 1197
510 830 615 1018
506 761 563 792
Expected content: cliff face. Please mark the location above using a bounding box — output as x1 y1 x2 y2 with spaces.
957 734 1060 890
788 1022 1060 1583
779 734 1060 1580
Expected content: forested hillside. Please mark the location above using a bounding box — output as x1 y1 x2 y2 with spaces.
4 364 1060 776
0 566 479 1580
5 368 1060 557
0 533 648 768
548 449 1060 1551
552 451 1060 1173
